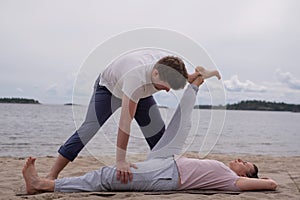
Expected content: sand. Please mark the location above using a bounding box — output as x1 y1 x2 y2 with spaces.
0 153 299 200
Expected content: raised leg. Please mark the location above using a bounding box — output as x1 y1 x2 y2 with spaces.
147 79 202 159
147 68 220 159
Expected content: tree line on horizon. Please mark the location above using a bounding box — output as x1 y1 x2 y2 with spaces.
0 97 40 104
1 97 299 112
194 100 300 112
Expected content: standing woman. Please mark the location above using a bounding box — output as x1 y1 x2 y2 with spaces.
46 49 199 183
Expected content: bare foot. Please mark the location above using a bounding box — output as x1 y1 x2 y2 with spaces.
196 66 221 80
192 74 204 87
22 157 40 194
188 71 201 83
45 174 57 180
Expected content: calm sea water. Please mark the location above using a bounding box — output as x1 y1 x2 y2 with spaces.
0 103 299 157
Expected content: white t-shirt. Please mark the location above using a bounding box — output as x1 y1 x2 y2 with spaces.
99 49 168 103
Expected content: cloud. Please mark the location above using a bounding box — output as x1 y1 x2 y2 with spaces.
275 69 300 90
224 75 267 93
1 1 299 105
46 83 58 95
16 88 23 93
223 71 300 104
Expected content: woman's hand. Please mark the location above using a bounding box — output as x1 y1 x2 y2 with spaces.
116 160 138 184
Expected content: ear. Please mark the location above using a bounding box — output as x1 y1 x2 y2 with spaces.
152 69 159 80
153 69 159 76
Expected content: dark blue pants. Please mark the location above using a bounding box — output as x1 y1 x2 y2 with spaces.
59 76 165 161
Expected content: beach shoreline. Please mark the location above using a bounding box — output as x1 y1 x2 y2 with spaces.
1 153 299 200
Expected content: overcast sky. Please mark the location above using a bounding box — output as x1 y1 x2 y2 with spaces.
1 0 300 105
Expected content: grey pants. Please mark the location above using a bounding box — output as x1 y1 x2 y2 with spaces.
55 84 198 192
55 158 179 192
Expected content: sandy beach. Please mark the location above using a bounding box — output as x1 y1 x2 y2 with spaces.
1 153 299 200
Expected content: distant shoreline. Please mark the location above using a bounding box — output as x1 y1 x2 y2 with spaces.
0 97 40 104
1 98 299 113
194 100 300 113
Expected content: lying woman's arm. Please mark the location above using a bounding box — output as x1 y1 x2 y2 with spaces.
236 177 278 191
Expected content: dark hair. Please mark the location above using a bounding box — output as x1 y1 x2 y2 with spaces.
247 164 259 178
154 56 188 90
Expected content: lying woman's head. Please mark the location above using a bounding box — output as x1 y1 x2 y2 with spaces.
229 158 259 178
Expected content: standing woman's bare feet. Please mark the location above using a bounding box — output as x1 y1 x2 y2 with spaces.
22 157 40 194
196 66 221 80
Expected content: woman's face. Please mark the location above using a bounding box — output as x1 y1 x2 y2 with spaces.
229 158 255 177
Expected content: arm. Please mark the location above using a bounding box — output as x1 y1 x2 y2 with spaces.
116 94 138 183
236 177 278 191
